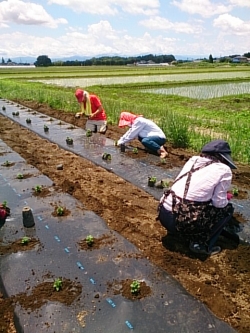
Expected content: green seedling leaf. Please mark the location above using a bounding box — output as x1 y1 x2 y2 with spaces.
2 201 8 209
4 160 10 166
21 236 31 245
35 185 42 193
56 206 64 216
86 235 94 246
148 176 157 182
17 173 24 179
86 129 92 137
132 148 138 154
130 280 141 294
232 187 239 196
53 278 62 291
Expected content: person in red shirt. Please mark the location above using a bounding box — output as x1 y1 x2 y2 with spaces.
75 89 107 133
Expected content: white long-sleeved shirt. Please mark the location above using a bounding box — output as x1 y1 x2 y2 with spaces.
117 117 166 145
161 156 232 211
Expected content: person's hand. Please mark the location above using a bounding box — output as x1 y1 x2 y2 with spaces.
75 112 81 118
227 192 233 200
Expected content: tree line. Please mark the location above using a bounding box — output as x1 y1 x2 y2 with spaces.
34 54 176 67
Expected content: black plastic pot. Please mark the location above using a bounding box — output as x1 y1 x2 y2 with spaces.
120 144 126 152
102 153 111 161
66 138 73 145
22 206 35 228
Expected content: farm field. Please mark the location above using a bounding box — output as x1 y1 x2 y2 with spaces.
0 65 250 332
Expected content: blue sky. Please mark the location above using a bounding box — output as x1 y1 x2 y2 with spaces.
0 0 250 60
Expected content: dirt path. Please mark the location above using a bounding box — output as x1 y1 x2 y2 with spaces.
0 100 250 332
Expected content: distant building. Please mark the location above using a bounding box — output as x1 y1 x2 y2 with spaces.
232 56 249 63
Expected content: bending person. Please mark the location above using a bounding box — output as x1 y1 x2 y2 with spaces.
75 89 107 133
157 139 237 256
117 111 168 159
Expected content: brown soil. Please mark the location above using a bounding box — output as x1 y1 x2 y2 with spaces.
107 279 152 300
0 100 250 333
0 238 41 255
77 233 117 251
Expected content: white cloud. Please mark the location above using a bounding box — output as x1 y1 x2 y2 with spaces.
48 0 160 16
0 0 67 28
229 0 250 7
213 13 250 35
171 0 231 18
139 16 203 34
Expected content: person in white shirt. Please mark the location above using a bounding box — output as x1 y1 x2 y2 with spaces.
117 111 168 159
157 139 237 256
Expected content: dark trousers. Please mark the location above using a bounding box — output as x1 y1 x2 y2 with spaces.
158 204 234 249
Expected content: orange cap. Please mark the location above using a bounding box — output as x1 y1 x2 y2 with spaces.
118 111 141 127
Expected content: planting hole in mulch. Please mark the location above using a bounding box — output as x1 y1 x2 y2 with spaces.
0 238 41 255
77 233 117 251
107 279 152 300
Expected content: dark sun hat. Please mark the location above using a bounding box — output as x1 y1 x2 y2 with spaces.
201 139 237 169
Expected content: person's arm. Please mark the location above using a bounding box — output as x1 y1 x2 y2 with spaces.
89 105 104 119
117 118 146 145
211 169 232 208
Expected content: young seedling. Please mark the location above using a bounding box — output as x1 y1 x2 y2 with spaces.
160 158 167 164
17 173 24 179
56 206 64 216
148 176 157 187
102 153 112 161
130 280 141 294
15 111 19 116
86 129 92 137
2 106 6 111
86 235 94 246
114 140 118 146
132 148 138 154
44 125 49 132
232 187 239 196
53 278 62 292
34 185 42 193
2 201 8 209
21 236 31 245
66 137 73 145
26 118 31 124
3 160 11 166
161 180 170 188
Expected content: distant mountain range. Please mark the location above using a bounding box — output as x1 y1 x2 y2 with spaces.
10 54 210 64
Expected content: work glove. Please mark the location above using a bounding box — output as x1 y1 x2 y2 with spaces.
227 192 233 201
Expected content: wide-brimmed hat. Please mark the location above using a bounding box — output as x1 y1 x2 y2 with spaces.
118 111 141 127
75 89 84 103
201 139 236 169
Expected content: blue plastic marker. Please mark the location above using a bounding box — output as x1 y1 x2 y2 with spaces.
235 203 244 208
90 278 96 285
125 321 134 329
76 261 84 270
37 216 43 221
54 236 61 242
64 247 70 253
106 298 116 308
45 225 49 229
